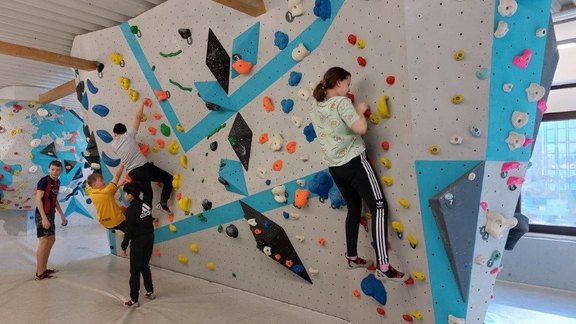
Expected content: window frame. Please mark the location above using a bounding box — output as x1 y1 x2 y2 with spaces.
520 110 576 237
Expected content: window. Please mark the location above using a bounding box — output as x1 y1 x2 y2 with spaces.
521 111 576 236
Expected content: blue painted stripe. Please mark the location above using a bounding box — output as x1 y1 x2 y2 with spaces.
415 160 482 323
120 0 344 152
154 171 321 244
486 1 552 161
231 22 260 79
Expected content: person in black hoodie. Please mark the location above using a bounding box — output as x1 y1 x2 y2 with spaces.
121 182 156 307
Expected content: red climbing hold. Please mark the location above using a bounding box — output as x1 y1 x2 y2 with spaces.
347 34 357 45
357 56 367 67
381 141 390 151
404 276 414 285
403 314 414 322
346 93 355 103
376 307 386 316
386 75 395 85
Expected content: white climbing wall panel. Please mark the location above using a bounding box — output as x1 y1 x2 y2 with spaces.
71 0 554 323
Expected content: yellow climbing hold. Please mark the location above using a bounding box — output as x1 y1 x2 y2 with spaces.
391 221 404 234
377 95 390 118
172 174 181 190
169 223 177 232
180 155 188 169
411 311 423 320
13 170 20 176
381 175 393 186
189 243 199 254
119 76 130 90
380 157 391 169
110 52 124 65
407 234 418 249
152 145 159 153
428 145 441 155
207 262 215 271
412 271 426 281
451 94 464 104
369 114 380 125
177 253 188 264
128 89 139 102
398 198 410 209
140 113 147 122
167 140 179 154
178 196 191 213
176 123 185 132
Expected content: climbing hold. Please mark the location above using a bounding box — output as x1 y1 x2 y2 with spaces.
485 210 518 239
30 139 41 148
175 123 184 132
505 131 525 150
293 189 310 209
494 21 509 38
92 104 110 117
357 56 367 67
207 262 215 271
101 151 121 167
292 43 310 61
86 79 98 94
411 311 423 320
511 111 528 129
369 114 380 125
453 50 465 61
178 196 191 213
537 99 548 114
258 133 269 144
451 94 464 104
526 83 545 102
272 160 283 171
507 176 525 191
177 253 187 264
155 90 170 101
381 141 390 151
303 123 317 142
386 76 395 85
313 0 331 20
156 139 165 149
263 96 274 112
281 99 294 113
180 155 188 169
288 71 302 86
118 77 130 90
110 52 125 67
402 314 413 322
487 250 502 268
130 25 141 37
147 126 157 136
232 54 253 75
480 201 489 211
318 237 326 246
159 50 182 58
128 89 139 102
308 172 333 202
178 28 193 45
448 315 466 324
291 115 303 128
498 0 518 17
356 39 366 49
449 135 463 145
29 165 38 173
469 126 481 137
138 143 149 156
391 221 404 238
286 0 304 22
512 49 532 68
428 145 441 155
380 157 392 169
412 271 426 281
189 243 199 253
398 198 410 209
381 176 393 186
225 224 239 238
36 108 48 117
269 133 283 151
502 83 513 93
256 166 266 179
536 28 547 38
377 95 390 118
167 140 179 154
202 199 213 211
210 141 218 151
347 34 357 45
286 141 297 154
169 223 177 233
274 31 289 50
407 234 418 249
476 68 489 80
297 88 310 101
353 290 361 298
298 154 309 162
376 307 386 316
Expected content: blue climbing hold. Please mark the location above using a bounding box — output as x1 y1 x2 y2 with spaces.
303 123 317 142
101 151 121 167
309 171 333 201
86 79 98 94
313 0 331 20
361 274 387 305
81 92 89 110
293 264 304 273
265 179 271 186
329 186 346 209
96 129 113 143
86 198 92 204
92 104 110 117
262 220 271 229
288 71 302 86
283 211 290 219
281 99 294 114
274 31 289 50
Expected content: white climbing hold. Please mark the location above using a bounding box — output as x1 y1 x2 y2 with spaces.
502 83 513 93
291 43 310 61
449 135 463 145
308 267 319 275
30 139 41 148
494 21 509 38
505 131 526 151
497 0 518 17
296 179 306 187
295 235 305 242
448 314 466 324
288 0 304 17
247 218 257 226
55 138 65 147
298 154 309 162
485 210 518 239
536 28 547 38
475 255 486 266
291 115 303 128
511 111 529 129
298 88 310 101
36 108 48 117
269 134 284 151
272 185 288 203
256 166 266 179
468 172 476 181
525 83 545 102
263 246 272 256
29 165 38 173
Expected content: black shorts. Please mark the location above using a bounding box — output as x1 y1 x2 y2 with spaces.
35 211 55 238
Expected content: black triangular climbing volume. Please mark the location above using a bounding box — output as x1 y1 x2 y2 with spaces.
64 160 78 174
206 28 230 94
429 161 485 302
240 201 312 284
40 142 57 158
228 113 252 171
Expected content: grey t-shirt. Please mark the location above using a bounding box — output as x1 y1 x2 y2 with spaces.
111 128 148 172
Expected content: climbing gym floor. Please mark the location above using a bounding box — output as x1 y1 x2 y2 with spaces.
1 223 575 324
0 223 347 324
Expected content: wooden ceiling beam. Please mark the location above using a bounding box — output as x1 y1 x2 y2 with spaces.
212 0 266 17
38 79 76 104
0 40 98 70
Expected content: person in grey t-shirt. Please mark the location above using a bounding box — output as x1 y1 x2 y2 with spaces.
111 99 173 214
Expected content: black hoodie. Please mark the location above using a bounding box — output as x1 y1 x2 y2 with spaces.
121 198 154 250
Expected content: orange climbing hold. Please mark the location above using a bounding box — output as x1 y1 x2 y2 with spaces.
263 96 274 112
156 138 166 149
293 189 310 209
286 141 297 154
154 249 161 256
232 59 253 74
153 113 163 120
176 192 182 200
168 214 174 222
148 126 157 135
272 160 283 171
285 260 293 267
353 290 361 298
318 237 326 246
155 90 170 101
259 133 269 144
138 143 149 156
144 98 153 107
275 254 282 261
254 229 262 235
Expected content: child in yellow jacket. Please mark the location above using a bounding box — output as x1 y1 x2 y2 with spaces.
86 164 127 232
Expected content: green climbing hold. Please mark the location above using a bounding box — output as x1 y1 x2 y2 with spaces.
228 136 237 146
160 123 171 136
232 273 236 278
160 50 183 57
130 26 139 34
201 179 205 183
197 213 207 222
169 79 193 92
218 225 223 233
152 65 156 71
207 123 227 139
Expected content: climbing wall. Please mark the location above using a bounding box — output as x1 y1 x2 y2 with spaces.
0 100 97 229
70 0 555 323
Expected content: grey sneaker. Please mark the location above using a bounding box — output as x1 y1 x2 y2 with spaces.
145 291 156 300
375 265 409 283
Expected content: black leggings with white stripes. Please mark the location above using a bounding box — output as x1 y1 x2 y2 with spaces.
328 151 389 265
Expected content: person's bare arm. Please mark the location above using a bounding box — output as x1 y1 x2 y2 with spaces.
55 200 67 226
35 190 50 229
350 102 369 135
110 164 125 194
132 100 146 131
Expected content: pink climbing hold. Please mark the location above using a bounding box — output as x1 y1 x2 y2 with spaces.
512 49 532 68
537 99 547 114
507 176 525 186
523 137 534 147
501 161 520 174
480 202 488 211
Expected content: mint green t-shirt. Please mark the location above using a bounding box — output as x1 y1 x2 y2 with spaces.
310 96 366 167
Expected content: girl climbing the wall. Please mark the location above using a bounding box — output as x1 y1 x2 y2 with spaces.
310 67 409 283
